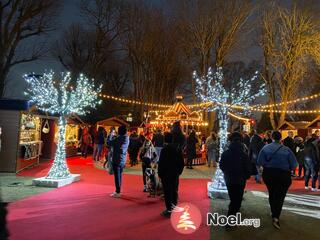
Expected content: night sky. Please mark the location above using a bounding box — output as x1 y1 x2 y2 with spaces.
5 0 262 99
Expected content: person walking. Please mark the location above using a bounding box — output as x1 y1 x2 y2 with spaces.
283 131 296 176
152 129 164 162
257 131 297 229
220 132 251 218
107 125 130 198
294 136 305 178
206 132 218 167
186 130 198 169
140 139 157 192
128 131 142 166
303 135 319 191
93 126 105 162
249 130 264 183
171 121 186 151
158 132 185 218
80 127 92 158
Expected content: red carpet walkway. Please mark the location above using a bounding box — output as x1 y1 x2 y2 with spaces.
8 158 210 240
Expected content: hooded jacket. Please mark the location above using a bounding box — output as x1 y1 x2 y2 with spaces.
107 134 129 167
220 139 251 185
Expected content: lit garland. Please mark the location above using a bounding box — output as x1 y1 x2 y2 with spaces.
195 67 265 199
99 94 170 108
98 92 320 115
24 71 102 179
187 92 320 110
228 112 250 122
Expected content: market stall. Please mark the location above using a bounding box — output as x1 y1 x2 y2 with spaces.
306 116 320 135
0 99 86 173
0 99 44 172
96 117 129 132
278 121 310 139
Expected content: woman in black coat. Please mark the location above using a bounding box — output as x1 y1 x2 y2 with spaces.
220 132 251 216
186 130 198 169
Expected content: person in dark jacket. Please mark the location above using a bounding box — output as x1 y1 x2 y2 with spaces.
107 125 130 198
249 130 264 183
257 131 297 229
220 132 251 217
171 121 186 151
93 126 105 162
128 131 142 166
152 129 164 162
303 135 320 191
158 132 185 218
0 193 9 240
242 131 250 150
294 136 305 178
283 131 296 176
186 130 198 169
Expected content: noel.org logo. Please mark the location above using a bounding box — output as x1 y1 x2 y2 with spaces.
170 202 202 234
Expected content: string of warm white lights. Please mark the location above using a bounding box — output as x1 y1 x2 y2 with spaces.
100 92 320 115
99 94 170 108
216 102 320 114
228 112 250 121
253 92 320 109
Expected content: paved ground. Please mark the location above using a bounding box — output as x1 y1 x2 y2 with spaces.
0 174 52 202
210 191 320 240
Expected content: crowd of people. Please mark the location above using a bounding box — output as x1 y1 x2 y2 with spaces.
78 123 320 225
220 129 320 230
99 122 185 218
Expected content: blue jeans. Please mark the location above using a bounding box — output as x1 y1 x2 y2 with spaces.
155 147 162 163
113 164 124 193
207 150 217 167
255 165 262 183
93 144 103 161
305 165 319 189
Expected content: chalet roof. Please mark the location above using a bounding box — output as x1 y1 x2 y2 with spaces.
306 116 320 128
278 121 310 130
97 117 129 127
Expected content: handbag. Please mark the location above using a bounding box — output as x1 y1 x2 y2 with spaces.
104 160 114 175
42 120 50 134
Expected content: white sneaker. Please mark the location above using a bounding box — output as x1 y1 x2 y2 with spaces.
311 188 316 192
110 192 121 198
305 186 309 190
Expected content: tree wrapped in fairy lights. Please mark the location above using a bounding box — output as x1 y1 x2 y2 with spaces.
194 67 265 198
24 71 102 179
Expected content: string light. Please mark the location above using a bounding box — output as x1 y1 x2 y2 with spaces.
188 92 320 109
216 102 320 114
99 92 320 115
24 71 102 179
228 112 250 122
99 94 170 108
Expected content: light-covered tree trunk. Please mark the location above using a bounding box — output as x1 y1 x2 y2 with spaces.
47 116 71 179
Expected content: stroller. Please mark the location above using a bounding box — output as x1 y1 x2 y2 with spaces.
145 163 163 197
